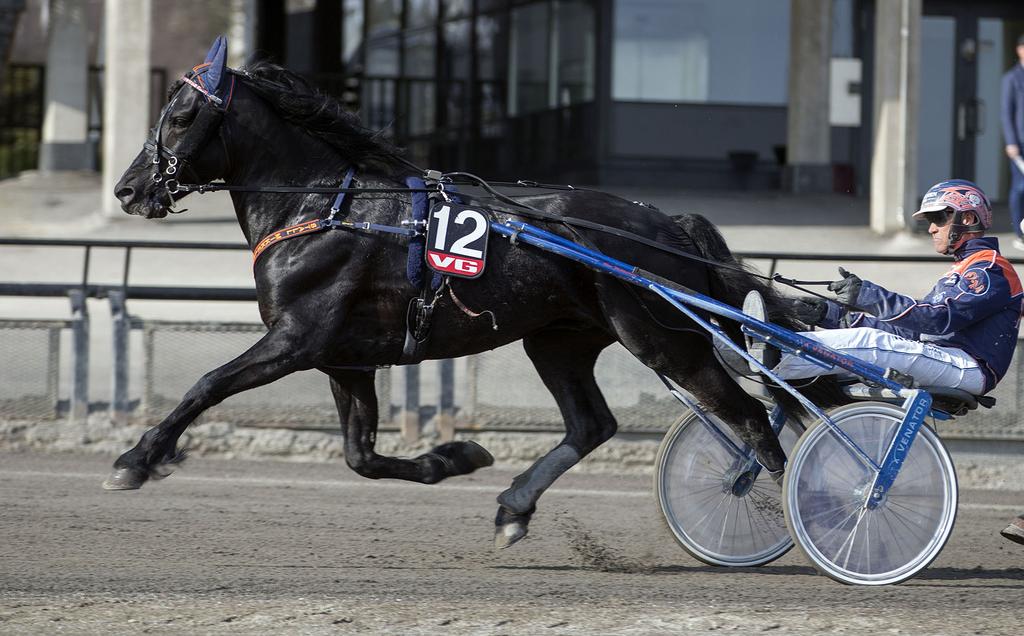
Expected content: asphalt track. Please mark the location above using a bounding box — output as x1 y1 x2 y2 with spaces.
1 451 1022 635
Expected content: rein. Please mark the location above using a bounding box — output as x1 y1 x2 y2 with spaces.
178 169 841 300
157 68 839 302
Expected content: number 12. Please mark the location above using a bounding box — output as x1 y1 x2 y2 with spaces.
431 205 486 258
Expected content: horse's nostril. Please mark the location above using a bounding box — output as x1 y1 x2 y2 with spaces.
115 186 135 202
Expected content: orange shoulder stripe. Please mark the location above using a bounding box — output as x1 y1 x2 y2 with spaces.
951 250 1023 296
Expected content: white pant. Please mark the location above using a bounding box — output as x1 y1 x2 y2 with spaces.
773 327 986 395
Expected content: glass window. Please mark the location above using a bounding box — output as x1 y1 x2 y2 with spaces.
612 0 790 105
443 20 472 126
443 20 472 80
443 0 471 20
366 35 400 76
367 0 402 36
362 78 397 130
479 0 505 12
509 3 550 115
477 14 508 81
407 80 437 135
408 0 438 28
831 0 854 57
342 0 364 70
477 14 509 130
404 29 436 78
556 0 595 105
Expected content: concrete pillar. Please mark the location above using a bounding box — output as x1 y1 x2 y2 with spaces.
783 0 832 193
39 0 92 171
228 0 257 69
102 0 151 217
870 0 920 234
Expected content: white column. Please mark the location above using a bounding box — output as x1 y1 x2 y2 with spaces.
39 0 91 171
228 0 257 69
102 0 151 217
783 0 832 193
870 0 920 234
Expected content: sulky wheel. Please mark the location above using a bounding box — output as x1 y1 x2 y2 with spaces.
782 402 958 585
654 402 801 567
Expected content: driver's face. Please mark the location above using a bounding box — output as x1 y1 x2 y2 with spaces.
928 211 978 254
929 217 953 255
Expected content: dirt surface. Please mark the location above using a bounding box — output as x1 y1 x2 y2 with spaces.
1 451 1022 635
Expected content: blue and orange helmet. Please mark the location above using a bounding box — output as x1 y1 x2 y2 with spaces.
913 179 992 230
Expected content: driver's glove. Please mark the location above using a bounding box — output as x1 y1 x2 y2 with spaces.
827 267 863 308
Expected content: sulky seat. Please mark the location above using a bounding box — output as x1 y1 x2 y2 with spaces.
840 383 995 417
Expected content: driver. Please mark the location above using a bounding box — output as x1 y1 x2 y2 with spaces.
745 179 1024 545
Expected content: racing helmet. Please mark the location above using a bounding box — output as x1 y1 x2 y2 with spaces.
912 180 991 248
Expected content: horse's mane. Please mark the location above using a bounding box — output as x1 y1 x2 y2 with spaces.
236 60 407 173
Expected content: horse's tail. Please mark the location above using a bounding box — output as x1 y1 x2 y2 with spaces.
669 213 846 413
669 213 797 328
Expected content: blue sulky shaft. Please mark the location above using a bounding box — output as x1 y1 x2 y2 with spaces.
495 219 904 393
492 219 938 500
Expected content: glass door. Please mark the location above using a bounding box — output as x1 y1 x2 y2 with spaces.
917 16 956 197
921 2 1024 202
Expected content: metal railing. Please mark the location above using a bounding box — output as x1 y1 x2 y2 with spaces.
2 236 1023 440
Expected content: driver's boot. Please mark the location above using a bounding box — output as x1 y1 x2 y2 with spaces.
742 291 780 373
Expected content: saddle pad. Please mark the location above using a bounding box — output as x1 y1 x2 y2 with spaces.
406 176 461 290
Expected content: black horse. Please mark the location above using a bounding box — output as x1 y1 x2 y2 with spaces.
108 38 807 548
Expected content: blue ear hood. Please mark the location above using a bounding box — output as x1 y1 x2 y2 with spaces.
203 36 228 94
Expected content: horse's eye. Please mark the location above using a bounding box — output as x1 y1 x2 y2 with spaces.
170 116 193 128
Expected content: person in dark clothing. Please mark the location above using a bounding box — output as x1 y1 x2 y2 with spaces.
1001 33 1024 250
746 179 1024 546
998 34 1024 547
755 180 1022 395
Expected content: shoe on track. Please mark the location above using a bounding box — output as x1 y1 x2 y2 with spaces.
1000 516 1024 545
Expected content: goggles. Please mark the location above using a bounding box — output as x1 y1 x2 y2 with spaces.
919 209 954 227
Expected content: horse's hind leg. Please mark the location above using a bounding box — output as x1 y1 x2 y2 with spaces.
104 324 309 490
673 350 787 476
604 307 786 476
328 368 493 483
494 327 616 549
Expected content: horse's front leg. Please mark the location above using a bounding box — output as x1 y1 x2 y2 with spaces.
103 324 309 490
328 368 493 483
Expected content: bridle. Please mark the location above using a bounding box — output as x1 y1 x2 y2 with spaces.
144 63 236 201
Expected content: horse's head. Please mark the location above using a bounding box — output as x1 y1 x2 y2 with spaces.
114 37 236 219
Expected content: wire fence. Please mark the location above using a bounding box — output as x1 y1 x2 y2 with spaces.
136 320 391 429
131 319 694 434
0 319 65 420
462 342 683 433
4 307 1022 439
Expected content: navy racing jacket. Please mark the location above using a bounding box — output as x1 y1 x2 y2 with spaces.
820 237 1023 392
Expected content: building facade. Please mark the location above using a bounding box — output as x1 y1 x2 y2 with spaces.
255 1 1023 209
6 0 1024 228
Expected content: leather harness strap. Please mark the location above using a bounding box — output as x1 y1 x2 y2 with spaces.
252 219 329 263
251 218 420 264
251 168 419 265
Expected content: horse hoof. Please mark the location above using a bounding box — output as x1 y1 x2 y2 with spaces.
464 441 495 470
102 467 147 491
495 521 528 549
